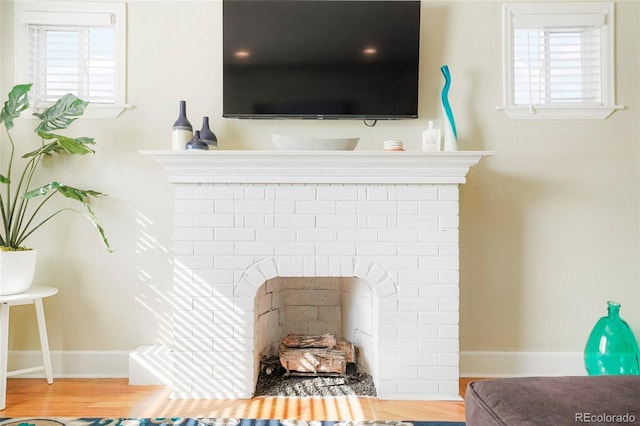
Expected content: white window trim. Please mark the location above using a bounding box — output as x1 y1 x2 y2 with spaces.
14 1 130 119
498 2 623 120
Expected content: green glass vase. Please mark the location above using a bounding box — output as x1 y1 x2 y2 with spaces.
584 301 640 375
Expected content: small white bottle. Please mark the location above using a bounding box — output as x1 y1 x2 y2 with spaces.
422 121 441 151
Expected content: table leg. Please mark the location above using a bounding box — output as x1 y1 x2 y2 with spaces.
34 298 53 384
0 303 10 410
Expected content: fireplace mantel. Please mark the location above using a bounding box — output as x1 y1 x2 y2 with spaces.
140 150 493 184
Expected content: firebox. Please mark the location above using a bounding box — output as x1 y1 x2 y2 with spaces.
255 277 377 394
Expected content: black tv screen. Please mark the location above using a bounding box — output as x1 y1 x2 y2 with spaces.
223 0 421 120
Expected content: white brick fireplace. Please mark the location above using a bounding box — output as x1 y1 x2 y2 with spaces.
143 150 489 400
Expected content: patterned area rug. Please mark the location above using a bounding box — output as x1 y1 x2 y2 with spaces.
0 419 464 426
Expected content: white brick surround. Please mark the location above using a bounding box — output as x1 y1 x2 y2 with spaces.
143 150 489 400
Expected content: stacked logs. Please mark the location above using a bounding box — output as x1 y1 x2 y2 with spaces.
279 333 355 375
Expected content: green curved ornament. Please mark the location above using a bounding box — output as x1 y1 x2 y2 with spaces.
440 65 457 141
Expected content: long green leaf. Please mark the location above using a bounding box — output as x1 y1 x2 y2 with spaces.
22 181 62 199
20 181 111 251
16 206 112 253
23 134 95 158
57 185 105 202
33 93 88 133
23 181 106 201
0 84 32 130
46 135 95 155
82 204 113 253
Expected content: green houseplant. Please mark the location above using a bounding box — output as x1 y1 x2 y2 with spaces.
0 83 111 295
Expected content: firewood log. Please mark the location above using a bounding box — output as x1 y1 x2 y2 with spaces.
281 333 337 348
279 343 346 374
335 338 356 363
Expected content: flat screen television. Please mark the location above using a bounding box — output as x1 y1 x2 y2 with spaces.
223 0 421 120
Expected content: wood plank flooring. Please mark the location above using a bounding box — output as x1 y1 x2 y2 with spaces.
1 378 477 421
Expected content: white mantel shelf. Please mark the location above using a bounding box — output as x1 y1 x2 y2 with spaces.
140 150 493 184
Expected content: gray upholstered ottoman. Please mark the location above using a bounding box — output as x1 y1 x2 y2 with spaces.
465 376 640 425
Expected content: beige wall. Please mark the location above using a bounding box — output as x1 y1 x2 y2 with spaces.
1 0 638 370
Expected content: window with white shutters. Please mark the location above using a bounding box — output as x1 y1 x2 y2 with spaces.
15 1 128 119
500 2 621 120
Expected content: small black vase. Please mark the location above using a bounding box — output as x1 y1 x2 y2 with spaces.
200 116 218 148
185 130 209 150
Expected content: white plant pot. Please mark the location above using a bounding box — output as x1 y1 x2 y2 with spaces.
0 249 37 296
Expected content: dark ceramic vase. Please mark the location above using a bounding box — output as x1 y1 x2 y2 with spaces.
185 130 209 150
199 116 218 148
172 100 193 150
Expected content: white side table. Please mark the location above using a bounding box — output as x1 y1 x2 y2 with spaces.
0 285 58 410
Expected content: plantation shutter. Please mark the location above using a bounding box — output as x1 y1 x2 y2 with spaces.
23 10 117 108
512 13 603 106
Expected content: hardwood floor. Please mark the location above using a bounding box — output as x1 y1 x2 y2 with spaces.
1 378 477 421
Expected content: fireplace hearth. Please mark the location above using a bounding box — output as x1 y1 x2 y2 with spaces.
254 361 376 397
142 150 491 400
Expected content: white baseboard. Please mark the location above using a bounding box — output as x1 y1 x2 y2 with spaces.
128 344 173 385
10 349 588 381
8 350 129 378
8 346 173 385
460 351 587 377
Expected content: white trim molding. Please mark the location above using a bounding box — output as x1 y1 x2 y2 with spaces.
139 150 494 185
128 345 172 385
460 351 587 378
497 105 623 120
8 350 129 378
10 347 171 383
9 349 588 380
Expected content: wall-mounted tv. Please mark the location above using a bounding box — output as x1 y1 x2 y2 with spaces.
223 0 421 120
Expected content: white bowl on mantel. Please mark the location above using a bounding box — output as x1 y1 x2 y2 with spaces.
271 134 359 151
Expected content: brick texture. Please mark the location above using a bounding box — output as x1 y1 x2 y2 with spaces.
172 183 460 399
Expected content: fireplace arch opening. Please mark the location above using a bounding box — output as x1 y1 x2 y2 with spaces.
253 276 379 396
235 255 398 397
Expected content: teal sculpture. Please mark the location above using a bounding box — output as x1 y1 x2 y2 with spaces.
440 65 458 151
584 301 640 375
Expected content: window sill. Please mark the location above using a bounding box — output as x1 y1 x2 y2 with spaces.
497 105 624 120
28 103 132 119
